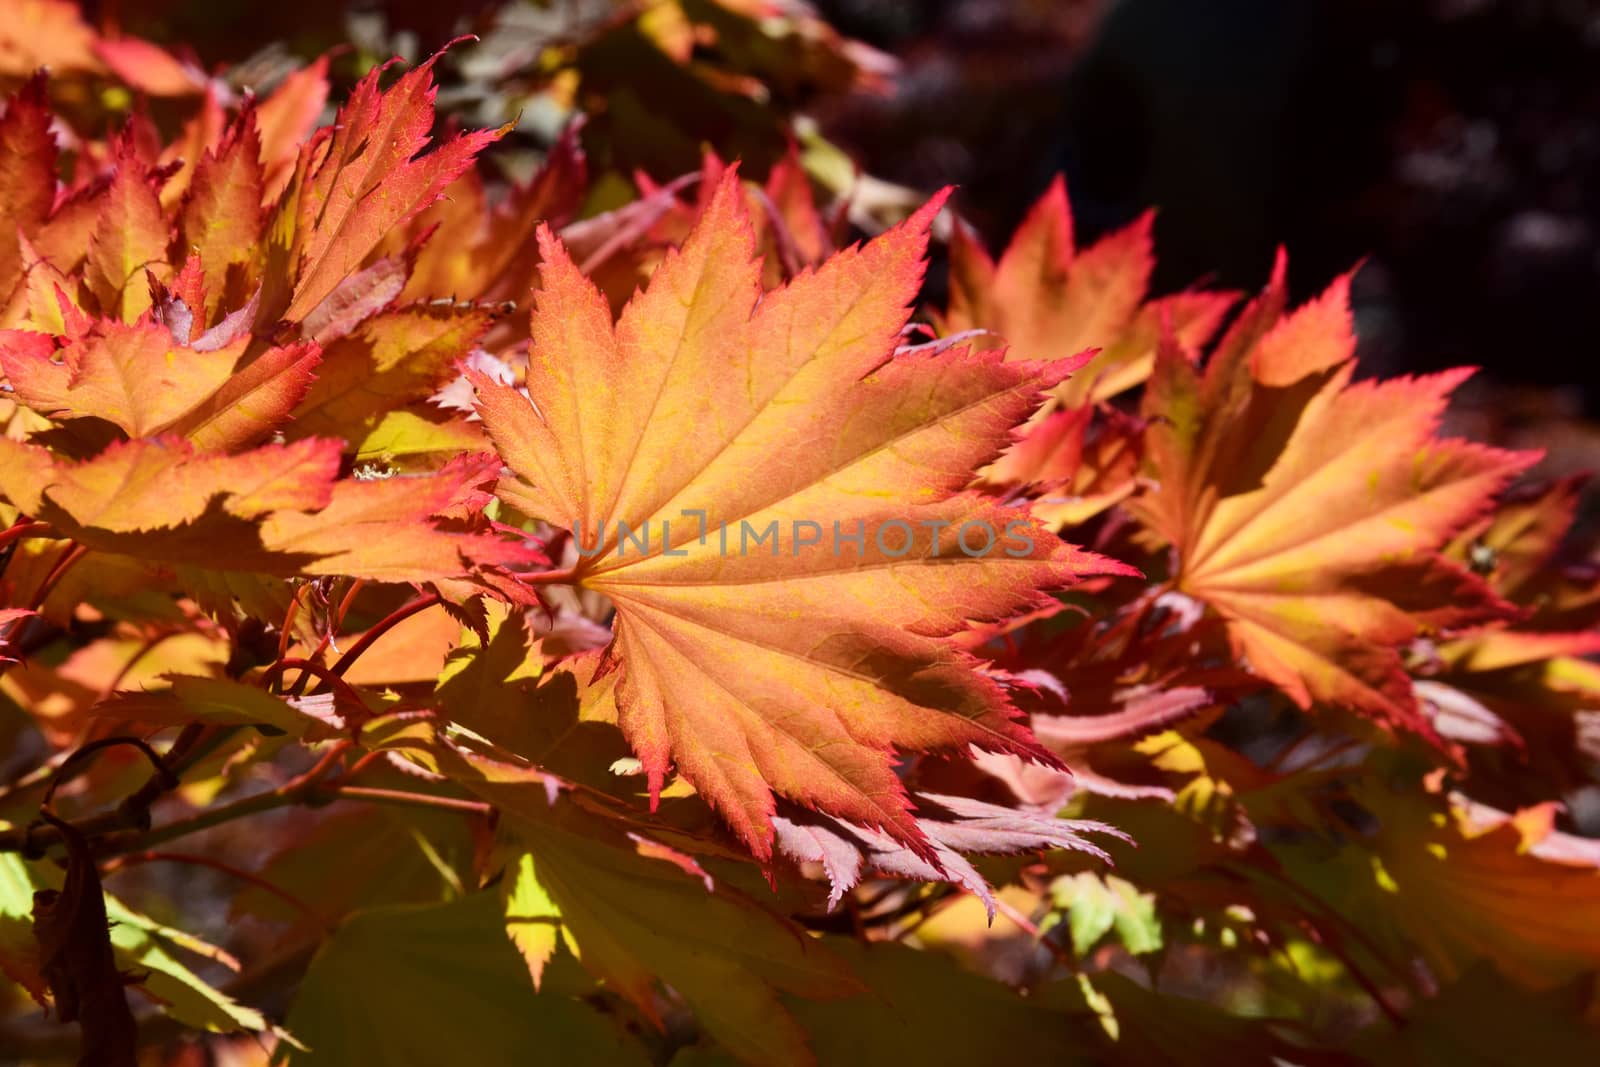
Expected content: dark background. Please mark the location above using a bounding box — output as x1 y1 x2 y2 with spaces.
98 0 1600 421
815 0 1600 412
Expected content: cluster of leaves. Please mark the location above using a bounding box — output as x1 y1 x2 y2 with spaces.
1 5 1599 1065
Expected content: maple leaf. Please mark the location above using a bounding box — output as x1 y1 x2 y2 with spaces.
1445 474 1600 630
1419 477 1600 780
30 814 138 1067
0 1 103 81
473 170 1132 860
0 317 317 445
84 133 171 322
503 814 859 1067
982 402 1147 527
0 75 56 303
94 675 329 737
943 175 1234 408
264 47 507 324
792 939 1092 1064
0 437 522 582
628 149 837 290
1047 871 1163 957
1051 969 1310 1065
1351 963 1599 1066
254 57 331 203
287 305 491 445
164 330 324 452
392 118 589 310
93 36 202 97
1131 264 1539 736
286 893 648 1067
178 105 266 319
152 90 224 212
0 608 39 665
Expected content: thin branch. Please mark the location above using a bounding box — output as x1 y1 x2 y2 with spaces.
276 582 309 663
520 566 579 586
102 850 333 933
96 788 301 855
329 593 442 678
289 579 372 697
30 542 88 610
7 731 191 855
340 748 394 781
334 579 367 633
324 785 493 817
6 757 491 858
261 657 366 707
0 519 51 551
0 753 68 804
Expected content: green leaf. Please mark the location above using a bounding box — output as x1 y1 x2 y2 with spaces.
106 897 271 1035
1042 970 1310 1066
777 938 1094 1066
1048 872 1164 957
504 815 858 1067
503 849 565 988
284 892 648 1066
0 852 48 1006
1 852 274 1035
233 806 471 930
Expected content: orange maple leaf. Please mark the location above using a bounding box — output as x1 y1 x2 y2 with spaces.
1132 260 1540 737
944 175 1234 408
179 104 267 319
473 171 1132 860
1 317 317 444
0 75 56 303
0 437 522 582
264 46 507 324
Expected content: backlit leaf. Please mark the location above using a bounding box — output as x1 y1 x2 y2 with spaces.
285 893 648 1066
474 170 1132 860
1133 271 1539 735
945 176 1233 407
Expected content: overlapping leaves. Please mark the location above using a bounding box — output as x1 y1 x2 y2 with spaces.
2 16 1599 1067
473 171 1131 860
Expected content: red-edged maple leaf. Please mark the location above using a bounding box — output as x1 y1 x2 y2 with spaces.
1132 262 1540 737
1418 476 1600 781
84 133 171 323
0 437 522 582
263 47 507 324
178 104 266 319
982 402 1147 528
286 304 491 445
1 317 317 446
944 175 1234 407
1446 475 1600 630
632 148 838 289
473 170 1132 860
